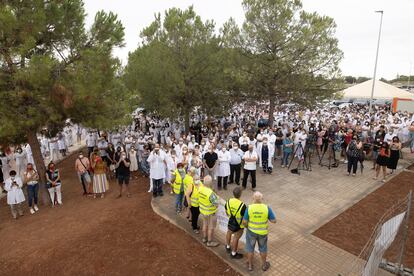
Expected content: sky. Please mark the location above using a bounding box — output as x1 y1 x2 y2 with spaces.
83 0 414 80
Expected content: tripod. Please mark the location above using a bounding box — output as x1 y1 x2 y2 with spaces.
288 142 310 172
318 143 337 170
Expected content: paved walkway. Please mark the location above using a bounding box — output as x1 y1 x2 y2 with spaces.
153 150 414 275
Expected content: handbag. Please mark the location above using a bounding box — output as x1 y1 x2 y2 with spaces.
227 200 243 232
79 158 90 176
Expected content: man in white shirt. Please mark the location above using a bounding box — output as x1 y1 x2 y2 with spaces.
242 145 258 190
147 144 167 197
86 133 96 157
229 143 244 185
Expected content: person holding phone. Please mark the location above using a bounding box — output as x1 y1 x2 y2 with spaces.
4 170 25 219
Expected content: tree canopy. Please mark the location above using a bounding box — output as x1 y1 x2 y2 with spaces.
0 0 131 189
222 0 344 125
124 6 233 131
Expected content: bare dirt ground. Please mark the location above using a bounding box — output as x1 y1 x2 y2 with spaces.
0 153 238 276
314 167 414 268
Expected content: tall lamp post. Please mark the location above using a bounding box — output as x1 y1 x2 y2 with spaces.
368 10 384 113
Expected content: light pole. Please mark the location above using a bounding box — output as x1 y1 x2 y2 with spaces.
369 10 384 113
408 62 412 90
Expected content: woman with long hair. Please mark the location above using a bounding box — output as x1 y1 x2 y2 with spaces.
387 136 401 174
91 153 109 199
374 142 390 183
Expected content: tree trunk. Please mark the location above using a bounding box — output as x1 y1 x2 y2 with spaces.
27 130 49 205
184 110 190 135
268 98 275 128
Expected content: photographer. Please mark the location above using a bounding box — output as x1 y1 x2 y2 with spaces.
4 170 25 219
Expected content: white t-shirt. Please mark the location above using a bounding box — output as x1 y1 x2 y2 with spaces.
243 151 257 170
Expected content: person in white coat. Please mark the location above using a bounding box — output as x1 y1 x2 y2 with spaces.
14 147 27 177
147 144 167 197
4 170 25 219
217 146 231 190
257 138 274 174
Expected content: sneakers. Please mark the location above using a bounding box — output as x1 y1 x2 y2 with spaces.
225 245 231 253
231 252 243 259
206 241 219 247
193 229 200 234
30 208 35 214
202 237 208 243
34 205 39 212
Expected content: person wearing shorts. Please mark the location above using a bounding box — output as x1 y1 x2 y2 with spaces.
243 191 276 272
116 152 131 198
198 175 220 247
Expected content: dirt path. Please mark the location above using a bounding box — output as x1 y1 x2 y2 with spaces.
0 153 238 276
314 167 414 268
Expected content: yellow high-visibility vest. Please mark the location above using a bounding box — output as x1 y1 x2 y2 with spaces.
172 169 184 194
183 174 193 193
226 198 245 229
190 182 203 207
198 186 217 215
247 203 269 235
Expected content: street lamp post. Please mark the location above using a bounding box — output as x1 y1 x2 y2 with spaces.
368 10 384 113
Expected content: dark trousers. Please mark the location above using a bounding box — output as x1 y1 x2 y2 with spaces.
152 178 163 196
217 176 228 189
229 164 241 184
88 147 94 157
242 169 256 189
347 156 358 174
190 206 200 230
80 175 87 194
27 184 39 207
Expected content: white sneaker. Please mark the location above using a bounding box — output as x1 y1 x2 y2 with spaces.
30 208 35 214
34 205 39 212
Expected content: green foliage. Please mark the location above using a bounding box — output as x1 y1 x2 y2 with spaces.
124 6 231 131
222 0 344 117
356 76 370 83
0 0 131 145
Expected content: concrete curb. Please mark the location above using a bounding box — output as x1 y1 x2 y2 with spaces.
151 197 257 276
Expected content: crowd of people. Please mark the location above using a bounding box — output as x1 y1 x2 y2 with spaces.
1 102 414 271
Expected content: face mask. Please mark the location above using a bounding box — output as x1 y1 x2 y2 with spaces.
79 155 84 159
179 142 183 145
11 177 15 181
233 146 238 150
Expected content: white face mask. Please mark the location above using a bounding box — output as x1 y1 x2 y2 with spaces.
79 155 84 159
233 146 238 150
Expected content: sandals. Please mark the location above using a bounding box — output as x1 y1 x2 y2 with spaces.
262 261 271 271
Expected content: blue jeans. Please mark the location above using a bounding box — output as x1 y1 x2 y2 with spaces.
152 178 163 196
282 152 291 166
27 183 39 207
175 192 184 212
245 229 268 253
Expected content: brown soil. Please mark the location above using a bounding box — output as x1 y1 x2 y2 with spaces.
0 153 238 276
314 170 414 268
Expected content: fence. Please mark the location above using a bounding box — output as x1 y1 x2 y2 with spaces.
345 191 412 275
